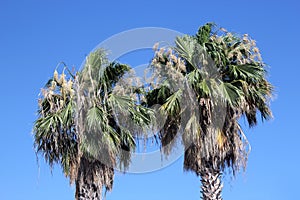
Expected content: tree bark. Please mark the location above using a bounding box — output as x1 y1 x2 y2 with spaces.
75 156 103 200
75 156 114 200
200 168 223 200
75 179 102 200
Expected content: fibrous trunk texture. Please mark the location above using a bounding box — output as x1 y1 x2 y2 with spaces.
75 156 114 200
200 168 223 200
76 179 101 200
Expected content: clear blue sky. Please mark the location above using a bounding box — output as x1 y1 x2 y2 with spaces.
0 0 299 199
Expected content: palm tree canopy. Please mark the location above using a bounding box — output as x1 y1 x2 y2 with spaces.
146 23 273 175
34 49 153 191
34 65 78 180
76 49 153 170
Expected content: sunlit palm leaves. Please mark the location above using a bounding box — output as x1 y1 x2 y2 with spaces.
76 50 153 169
34 68 77 179
34 49 153 199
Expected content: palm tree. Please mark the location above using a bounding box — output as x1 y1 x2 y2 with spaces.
34 49 152 199
146 23 273 199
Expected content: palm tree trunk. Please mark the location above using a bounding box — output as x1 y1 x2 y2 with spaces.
75 156 114 200
200 168 223 200
75 156 103 200
75 179 102 200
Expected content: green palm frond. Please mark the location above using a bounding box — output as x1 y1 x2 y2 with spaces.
197 79 211 97
102 62 131 85
160 89 182 116
175 35 197 65
196 22 215 45
227 63 264 82
218 82 242 106
107 93 154 132
108 94 132 112
128 105 153 127
86 106 107 131
145 85 172 106
34 105 78 176
61 100 74 126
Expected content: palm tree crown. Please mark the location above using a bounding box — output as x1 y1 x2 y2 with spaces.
34 49 153 199
146 23 273 199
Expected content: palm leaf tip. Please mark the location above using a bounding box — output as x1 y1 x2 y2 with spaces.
196 22 215 45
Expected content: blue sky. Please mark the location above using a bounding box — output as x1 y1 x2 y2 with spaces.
0 0 299 199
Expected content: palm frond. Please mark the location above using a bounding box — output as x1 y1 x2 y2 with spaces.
175 35 197 67
218 82 242 106
160 89 182 116
196 22 215 45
